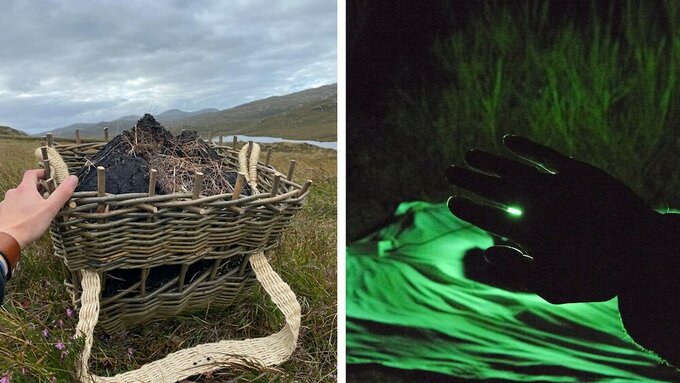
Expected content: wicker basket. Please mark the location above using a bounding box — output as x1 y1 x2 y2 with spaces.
44 135 311 334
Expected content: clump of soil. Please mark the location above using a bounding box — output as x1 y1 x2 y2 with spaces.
76 114 249 195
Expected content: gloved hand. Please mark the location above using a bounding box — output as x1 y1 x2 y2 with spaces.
446 135 659 303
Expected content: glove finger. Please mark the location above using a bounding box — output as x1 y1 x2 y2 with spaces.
484 245 534 292
483 247 594 303
485 248 587 304
503 135 572 173
515 251 618 304
532 265 616 304
465 149 545 185
448 196 524 239
446 165 515 205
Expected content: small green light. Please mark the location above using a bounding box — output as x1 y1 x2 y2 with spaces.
506 206 523 216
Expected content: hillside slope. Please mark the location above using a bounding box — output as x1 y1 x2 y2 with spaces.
0 125 28 137
42 84 336 141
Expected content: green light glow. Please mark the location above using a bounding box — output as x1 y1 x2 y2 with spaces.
506 206 523 216
347 202 669 381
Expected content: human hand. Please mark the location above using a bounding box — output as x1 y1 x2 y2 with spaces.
0 169 78 248
446 135 657 303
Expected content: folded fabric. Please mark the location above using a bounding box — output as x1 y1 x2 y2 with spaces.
346 201 680 382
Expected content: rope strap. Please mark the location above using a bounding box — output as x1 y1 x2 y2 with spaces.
34 146 70 184
75 252 301 382
238 143 260 193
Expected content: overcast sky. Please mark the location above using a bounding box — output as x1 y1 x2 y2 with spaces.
0 0 337 134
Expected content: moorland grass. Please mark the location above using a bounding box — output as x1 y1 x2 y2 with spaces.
381 0 680 212
0 138 336 382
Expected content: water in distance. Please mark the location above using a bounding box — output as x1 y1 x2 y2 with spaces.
214 135 336 150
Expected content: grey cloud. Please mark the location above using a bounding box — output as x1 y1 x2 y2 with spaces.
0 0 336 133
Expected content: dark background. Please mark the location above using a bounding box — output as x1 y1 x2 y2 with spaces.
347 0 680 241
347 0 455 240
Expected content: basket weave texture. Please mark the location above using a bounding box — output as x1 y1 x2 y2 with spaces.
48 140 308 333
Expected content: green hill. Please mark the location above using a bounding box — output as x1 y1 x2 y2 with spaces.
41 84 337 142
165 84 337 141
244 94 337 141
0 125 28 137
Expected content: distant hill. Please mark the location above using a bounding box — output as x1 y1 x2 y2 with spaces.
155 108 220 121
0 125 28 137
248 94 336 141
41 108 220 139
41 84 337 141
164 84 337 141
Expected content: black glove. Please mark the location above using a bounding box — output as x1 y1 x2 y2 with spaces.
446 135 659 303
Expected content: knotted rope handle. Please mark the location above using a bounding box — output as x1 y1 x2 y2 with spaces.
34 146 70 184
238 142 261 193
37 145 301 383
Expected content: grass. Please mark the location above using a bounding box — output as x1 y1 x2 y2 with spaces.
0 138 336 382
352 0 680 230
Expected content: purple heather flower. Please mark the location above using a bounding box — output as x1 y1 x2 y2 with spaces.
66 308 74 318
55 341 66 351
58 319 64 328
51 376 56 383
0 371 10 383
61 350 69 361
127 348 134 357
42 328 50 338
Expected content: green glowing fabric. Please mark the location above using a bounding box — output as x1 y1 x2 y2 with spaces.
346 201 680 382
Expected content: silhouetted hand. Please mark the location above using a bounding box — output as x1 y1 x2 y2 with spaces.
446 135 659 303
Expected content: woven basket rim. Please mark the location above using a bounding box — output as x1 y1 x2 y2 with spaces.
50 139 310 206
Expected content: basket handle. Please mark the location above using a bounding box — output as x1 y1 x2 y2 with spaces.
34 146 71 185
75 252 301 382
238 142 260 193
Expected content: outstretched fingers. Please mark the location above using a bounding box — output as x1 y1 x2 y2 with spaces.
503 135 572 173
447 196 523 239
446 165 514 205
464 149 544 184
